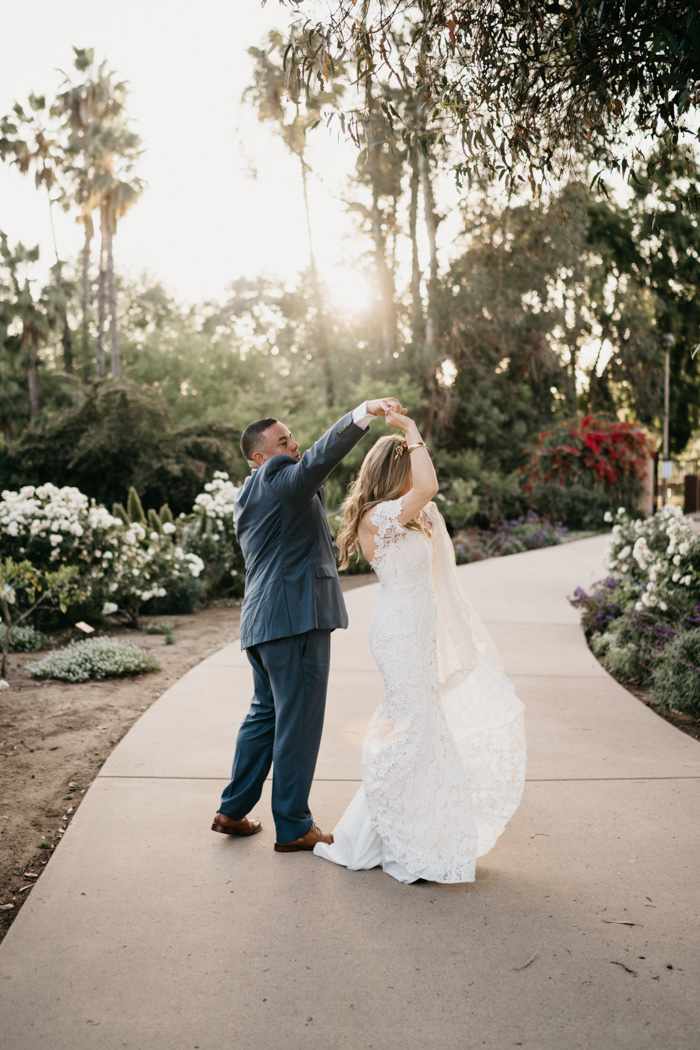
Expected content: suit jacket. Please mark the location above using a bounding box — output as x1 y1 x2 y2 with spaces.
234 410 368 650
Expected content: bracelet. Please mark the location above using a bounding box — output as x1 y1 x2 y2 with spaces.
407 442 427 453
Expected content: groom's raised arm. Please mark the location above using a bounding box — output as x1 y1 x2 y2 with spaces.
263 403 375 507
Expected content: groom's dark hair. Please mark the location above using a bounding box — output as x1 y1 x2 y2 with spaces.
241 417 279 461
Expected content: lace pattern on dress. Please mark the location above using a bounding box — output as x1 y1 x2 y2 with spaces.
359 496 526 883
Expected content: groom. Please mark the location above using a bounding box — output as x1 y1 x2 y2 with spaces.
212 397 405 852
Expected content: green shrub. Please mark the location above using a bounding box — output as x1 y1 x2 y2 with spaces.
144 621 175 635
650 628 700 717
27 636 160 682
0 380 242 516
141 576 206 615
0 623 50 652
592 620 649 682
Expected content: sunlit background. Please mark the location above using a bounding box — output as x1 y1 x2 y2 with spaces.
0 0 459 315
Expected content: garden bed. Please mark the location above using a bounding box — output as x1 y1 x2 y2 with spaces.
623 681 700 744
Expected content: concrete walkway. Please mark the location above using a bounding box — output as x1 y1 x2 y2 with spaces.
1 536 699 1050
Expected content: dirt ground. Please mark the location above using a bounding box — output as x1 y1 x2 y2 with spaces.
0 575 375 944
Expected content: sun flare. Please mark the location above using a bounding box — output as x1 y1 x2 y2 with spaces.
325 265 374 316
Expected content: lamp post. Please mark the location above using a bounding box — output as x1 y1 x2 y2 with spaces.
660 332 675 507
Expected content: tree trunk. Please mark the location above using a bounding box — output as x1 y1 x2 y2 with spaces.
22 326 42 420
420 149 439 367
299 155 334 408
0 599 11 680
409 146 424 346
81 213 93 360
106 219 121 379
369 181 396 361
95 205 108 380
419 148 442 437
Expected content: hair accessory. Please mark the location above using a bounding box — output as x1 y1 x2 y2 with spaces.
394 441 407 460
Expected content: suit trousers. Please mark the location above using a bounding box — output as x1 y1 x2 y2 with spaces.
218 629 331 844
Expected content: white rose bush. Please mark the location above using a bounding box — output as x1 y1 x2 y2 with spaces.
176 472 246 599
0 473 252 682
0 482 206 629
571 506 700 715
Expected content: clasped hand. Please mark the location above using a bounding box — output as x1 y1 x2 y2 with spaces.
367 397 407 418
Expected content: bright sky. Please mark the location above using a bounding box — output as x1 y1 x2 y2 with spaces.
0 0 370 306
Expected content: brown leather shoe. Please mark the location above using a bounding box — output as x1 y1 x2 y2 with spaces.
211 812 262 836
274 822 333 853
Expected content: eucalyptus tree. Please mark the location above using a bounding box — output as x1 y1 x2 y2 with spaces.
277 0 700 192
585 146 700 451
245 31 347 406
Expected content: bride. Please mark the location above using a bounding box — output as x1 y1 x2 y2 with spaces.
314 408 526 884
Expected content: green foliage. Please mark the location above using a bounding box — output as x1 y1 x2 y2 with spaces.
27 636 160 682
592 617 651 683
147 508 162 534
127 487 146 526
0 556 83 675
0 622 49 652
0 380 241 515
141 576 205 615
651 629 700 717
144 621 174 635
586 147 700 447
283 0 700 187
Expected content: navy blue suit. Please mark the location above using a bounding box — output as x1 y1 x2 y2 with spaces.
218 410 369 843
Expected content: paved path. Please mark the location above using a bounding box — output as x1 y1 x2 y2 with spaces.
1 536 699 1050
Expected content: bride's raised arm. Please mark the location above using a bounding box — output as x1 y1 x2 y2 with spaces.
384 409 438 524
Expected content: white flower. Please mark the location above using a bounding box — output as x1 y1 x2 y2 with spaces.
673 555 681 566
682 575 692 587
102 602 118 616
603 511 613 523
673 572 681 582
659 600 668 611
162 522 176 535
617 507 626 515
678 542 690 556
1 585 16 605
618 546 631 560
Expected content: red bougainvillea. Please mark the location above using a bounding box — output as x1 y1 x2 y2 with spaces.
520 415 654 510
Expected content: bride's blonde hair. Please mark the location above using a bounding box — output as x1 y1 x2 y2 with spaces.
336 434 427 570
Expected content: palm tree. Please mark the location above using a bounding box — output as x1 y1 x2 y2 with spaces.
54 48 143 378
0 235 52 421
95 163 143 378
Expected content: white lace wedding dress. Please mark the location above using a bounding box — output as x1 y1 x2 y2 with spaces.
314 498 526 883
